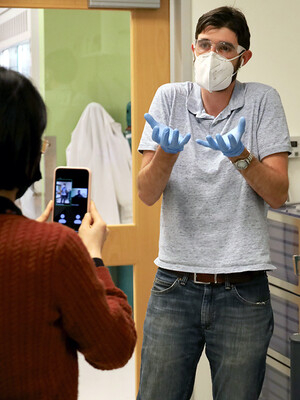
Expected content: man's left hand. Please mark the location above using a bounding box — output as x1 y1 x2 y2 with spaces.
196 117 246 157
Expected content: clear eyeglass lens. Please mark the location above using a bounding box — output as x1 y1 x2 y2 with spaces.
195 39 238 56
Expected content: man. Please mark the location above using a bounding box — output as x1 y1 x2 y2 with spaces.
60 183 68 203
137 6 291 400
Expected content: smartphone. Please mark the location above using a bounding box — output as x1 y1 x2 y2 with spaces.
52 167 91 232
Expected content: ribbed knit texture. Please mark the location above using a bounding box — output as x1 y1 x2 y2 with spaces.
0 214 136 399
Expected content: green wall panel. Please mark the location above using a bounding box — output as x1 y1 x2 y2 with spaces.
43 9 131 166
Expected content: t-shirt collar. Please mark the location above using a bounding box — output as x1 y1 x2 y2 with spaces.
187 81 245 121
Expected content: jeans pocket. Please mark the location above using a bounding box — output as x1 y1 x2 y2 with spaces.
151 269 180 295
232 274 271 306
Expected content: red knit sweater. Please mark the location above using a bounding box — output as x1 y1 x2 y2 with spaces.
0 213 137 399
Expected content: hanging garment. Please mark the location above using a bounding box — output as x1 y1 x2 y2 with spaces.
15 182 42 220
66 103 132 224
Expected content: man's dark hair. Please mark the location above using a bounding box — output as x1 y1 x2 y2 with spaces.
195 6 250 50
0 67 47 191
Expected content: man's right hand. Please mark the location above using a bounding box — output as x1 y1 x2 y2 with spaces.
78 200 109 259
144 113 191 154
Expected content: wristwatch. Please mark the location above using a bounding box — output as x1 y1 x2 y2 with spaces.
233 153 253 170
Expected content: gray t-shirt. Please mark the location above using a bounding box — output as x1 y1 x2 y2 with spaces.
138 81 291 273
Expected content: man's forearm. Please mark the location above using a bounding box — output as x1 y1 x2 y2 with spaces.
229 149 289 209
138 147 179 206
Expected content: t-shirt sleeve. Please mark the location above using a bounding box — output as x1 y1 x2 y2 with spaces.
256 87 291 160
138 83 174 153
53 229 136 370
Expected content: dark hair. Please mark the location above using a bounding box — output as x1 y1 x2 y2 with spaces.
195 6 250 50
0 67 47 191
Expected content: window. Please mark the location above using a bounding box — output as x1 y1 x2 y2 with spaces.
0 8 32 76
0 41 31 76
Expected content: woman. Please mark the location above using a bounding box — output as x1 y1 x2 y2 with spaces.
0 67 136 399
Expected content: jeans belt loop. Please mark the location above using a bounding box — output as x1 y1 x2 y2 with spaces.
179 275 189 286
225 275 231 290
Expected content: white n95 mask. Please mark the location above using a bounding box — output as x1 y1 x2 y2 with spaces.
194 51 242 93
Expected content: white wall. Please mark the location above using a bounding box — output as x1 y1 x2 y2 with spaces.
189 1 300 398
192 0 299 137
172 0 300 135
170 0 193 82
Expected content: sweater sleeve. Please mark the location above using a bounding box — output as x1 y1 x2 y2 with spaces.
52 228 137 370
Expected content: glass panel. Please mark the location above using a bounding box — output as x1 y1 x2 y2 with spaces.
0 8 132 224
8 45 18 71
0 48 9 67
17 41 30 76
109 265 133 310
0 41 30 74
43 9 132 225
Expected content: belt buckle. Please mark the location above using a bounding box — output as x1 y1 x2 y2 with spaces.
193 273 213 285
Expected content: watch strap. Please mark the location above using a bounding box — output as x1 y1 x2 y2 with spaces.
93 257 105 267
233 152 253 170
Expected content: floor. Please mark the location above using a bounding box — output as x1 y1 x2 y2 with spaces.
78 352 136 400
77 352 212 400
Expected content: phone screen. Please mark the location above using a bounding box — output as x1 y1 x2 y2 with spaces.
53 167 90 232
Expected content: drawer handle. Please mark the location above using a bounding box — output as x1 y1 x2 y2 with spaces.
293 255 300 276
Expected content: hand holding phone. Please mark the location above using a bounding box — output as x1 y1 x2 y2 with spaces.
52 167 91 232
36 200 53 222
78 201 109 258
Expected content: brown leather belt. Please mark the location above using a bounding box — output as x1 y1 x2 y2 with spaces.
160 268 266 284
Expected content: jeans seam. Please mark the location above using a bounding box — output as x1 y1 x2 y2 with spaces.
151 278 180 295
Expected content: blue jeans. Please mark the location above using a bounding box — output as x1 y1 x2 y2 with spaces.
137 268 274 400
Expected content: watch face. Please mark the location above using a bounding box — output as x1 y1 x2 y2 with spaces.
234 153 253 170
236 160 248 170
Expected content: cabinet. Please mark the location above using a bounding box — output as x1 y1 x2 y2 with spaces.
260 207 300 399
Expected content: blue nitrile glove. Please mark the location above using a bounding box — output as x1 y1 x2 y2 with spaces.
144 113 191 154
196 117 246 157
